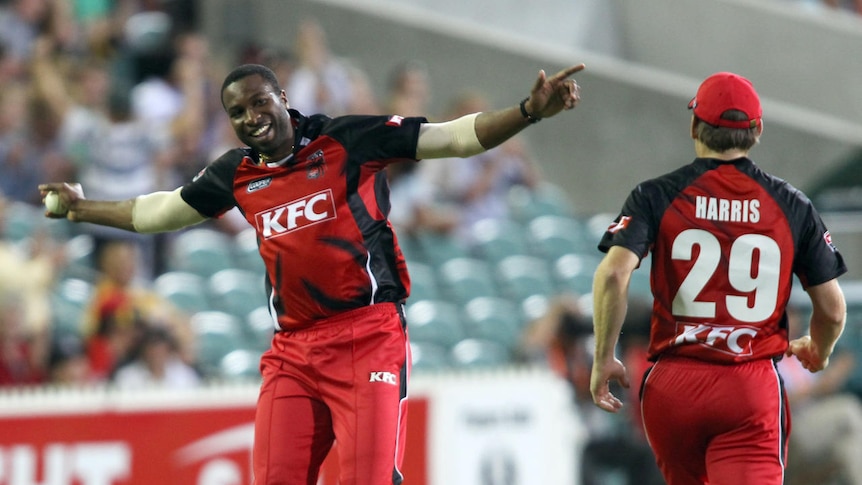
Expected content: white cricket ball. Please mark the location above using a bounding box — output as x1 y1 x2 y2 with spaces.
44 191 68 215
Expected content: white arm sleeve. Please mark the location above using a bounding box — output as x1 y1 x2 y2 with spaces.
415 113 484 159
132 188 208 233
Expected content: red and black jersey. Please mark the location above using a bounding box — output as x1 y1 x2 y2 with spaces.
599 157 846 363
181 110 426 329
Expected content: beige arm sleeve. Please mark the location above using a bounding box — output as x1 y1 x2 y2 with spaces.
131 188 208 233
415 113 484 159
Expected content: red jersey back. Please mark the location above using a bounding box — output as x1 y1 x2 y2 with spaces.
599 157 846 363
180 111 425 329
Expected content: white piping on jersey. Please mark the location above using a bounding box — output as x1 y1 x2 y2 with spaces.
268 288 280 331
366 250 379 304
770 361 787 476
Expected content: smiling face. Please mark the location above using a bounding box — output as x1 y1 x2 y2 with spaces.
222 73 295 160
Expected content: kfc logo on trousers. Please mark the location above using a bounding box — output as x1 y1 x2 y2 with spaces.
256 189 336 238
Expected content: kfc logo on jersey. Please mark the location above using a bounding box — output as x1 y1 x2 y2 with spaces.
386 115 404 127
607 215 632 234
672 322 758 356
255 189 337 238
369 371 398 385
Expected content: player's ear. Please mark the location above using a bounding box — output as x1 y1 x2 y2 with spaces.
689 116 698 140
280 90 290 109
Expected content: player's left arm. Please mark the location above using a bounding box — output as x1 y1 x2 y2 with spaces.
416 64 584 160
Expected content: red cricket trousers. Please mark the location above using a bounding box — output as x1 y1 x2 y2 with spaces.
641 355 790 485
253 302 410 485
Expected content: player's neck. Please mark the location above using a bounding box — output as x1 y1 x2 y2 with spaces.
694 142 749 161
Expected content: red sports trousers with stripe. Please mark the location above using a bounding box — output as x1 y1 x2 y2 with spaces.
599 157 846 485
181 110 426 484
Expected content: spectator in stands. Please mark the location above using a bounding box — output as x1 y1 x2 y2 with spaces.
385 59 433 118
517 294 664 485
82 239 193 380
285 17 354 117
419 90 544 245
0 193 61 345
0 294 47 387
779 302 862 485
112 326 201 389
47 331 97 386
387 160 459 240
0 0 52 79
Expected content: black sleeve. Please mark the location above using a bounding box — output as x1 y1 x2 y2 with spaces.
179 149 244 218
597 182 657 260
324 115 427 164
791 198 847 287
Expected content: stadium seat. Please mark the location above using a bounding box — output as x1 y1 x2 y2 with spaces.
413 230 469 267
450 338 511 369
552 253 601 297
469 217 531 264
405 300 465 349
50 277 94 335
245 306 276 352
437 257 499 306
153 271 210 315
59 234 99 282
207 268 267 319
234 227 265 273
4 201 45 242
495 254 556 304
507 183 574 224
219 348 262 382
405 260 440 303
527 214 592 262
410 341 451 373
461 296 523 350
190 311 246 378
167 228 235 277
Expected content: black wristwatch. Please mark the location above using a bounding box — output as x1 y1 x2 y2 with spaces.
519 97 541 124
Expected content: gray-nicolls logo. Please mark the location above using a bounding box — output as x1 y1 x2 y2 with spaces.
369 371 397 385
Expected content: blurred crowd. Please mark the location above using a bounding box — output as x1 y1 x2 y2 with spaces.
0 0 549 391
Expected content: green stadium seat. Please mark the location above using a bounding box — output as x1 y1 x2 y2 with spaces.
438 257 499 306
167 228 235 278
461 296 523 350
234 227 265 273
406 261 440 303
190 311 246 378
207 268 267 319
153 271 210 315
450 338 511 369
410 341 451 373
406 300 465 349
470 217 531 263
495 255 556 304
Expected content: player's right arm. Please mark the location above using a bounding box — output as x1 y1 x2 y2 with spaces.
590 245 638 413
38 182 207 233
786 278 846 372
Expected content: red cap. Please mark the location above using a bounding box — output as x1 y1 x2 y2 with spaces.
688 72 762 129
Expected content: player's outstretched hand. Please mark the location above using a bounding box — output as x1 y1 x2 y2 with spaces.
786 335 830 372
38 182 84 219
524 63 585 119
590 356 630 413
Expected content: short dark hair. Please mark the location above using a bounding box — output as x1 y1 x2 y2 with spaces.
220 63 281 98
694 109 759 153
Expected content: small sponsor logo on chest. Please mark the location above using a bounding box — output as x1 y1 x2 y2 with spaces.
255 189 337 238
247 177 272 193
